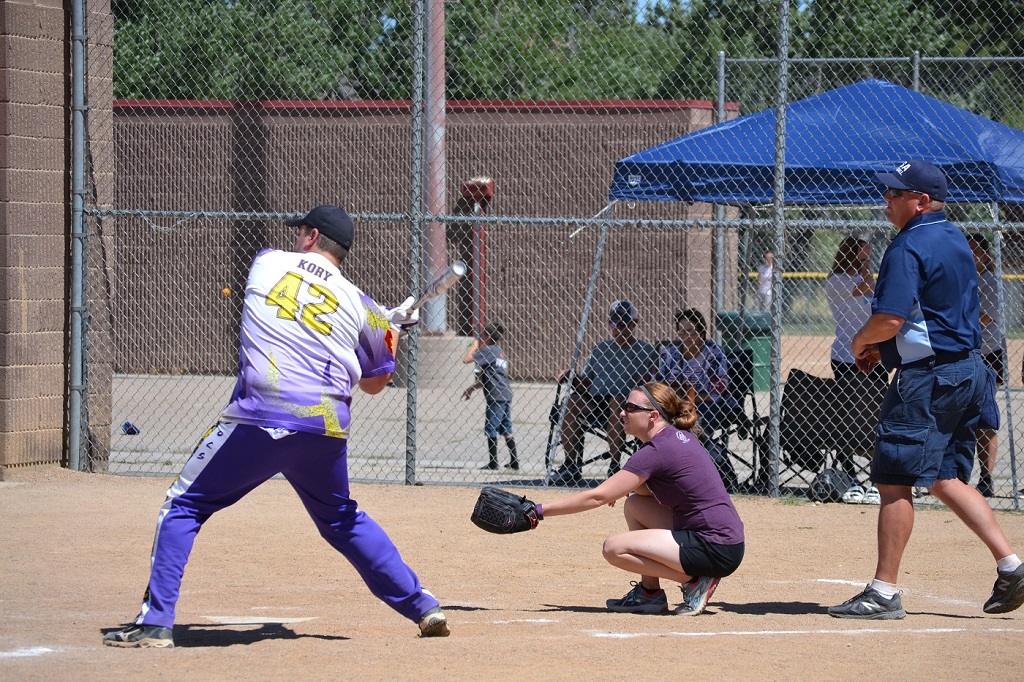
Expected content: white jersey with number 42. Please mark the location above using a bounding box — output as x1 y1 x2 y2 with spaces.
219 248 396 438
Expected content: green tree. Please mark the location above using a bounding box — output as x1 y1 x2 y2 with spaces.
111 0 1024 107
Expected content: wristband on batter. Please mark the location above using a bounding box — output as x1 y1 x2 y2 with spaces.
536 503 544 520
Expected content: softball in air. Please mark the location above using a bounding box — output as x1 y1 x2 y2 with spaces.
222 287 232 296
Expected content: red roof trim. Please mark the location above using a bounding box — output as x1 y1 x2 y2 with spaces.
113 99 740 113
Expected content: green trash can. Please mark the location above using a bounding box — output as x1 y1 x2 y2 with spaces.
716 310 772 391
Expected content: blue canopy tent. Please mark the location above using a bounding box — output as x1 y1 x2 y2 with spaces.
595 79 1024 498
610 79 1024 206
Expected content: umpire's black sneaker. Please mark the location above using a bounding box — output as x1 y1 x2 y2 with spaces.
103 623 174 648
828 585 906 620
983 564 1024 614
418 607 450 637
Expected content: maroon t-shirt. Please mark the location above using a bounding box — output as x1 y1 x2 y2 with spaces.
623 426 745 545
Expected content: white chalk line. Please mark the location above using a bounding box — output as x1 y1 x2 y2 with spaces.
203 616 318 625
0 647 56 659
590 627 1024 639
816 578 980 607
491 619 559 624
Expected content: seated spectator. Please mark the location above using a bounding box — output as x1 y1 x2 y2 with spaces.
548 300 659 486
656 308 732 434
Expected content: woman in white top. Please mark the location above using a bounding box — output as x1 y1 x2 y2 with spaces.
967 233 1004 498
824 237 887 481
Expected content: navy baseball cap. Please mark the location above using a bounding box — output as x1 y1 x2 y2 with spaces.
609 299 637 325
875 159 948 201
286 204 355 249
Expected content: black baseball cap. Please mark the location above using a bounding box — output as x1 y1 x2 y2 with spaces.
286 204 355 249
609 299 637 325
875 159 948 201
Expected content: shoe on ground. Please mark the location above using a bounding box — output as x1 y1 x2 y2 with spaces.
479 462 498 470
983 564 1024 614
842 485 866 504
862 486 881 505
418 607 450 637
677 576 720 615
606 581 669 614
103 623 174 648
548 463 584 487
506 461 520 470
828 585 906 619
977 476 994 498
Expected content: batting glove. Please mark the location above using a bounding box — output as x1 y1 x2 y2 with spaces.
385 296 419 331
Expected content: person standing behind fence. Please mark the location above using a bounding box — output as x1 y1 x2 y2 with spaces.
755 251 773 311
825 237 888 481
829 160 1023 620
463 322 519 471
103 205 450 647
966 233 1004 498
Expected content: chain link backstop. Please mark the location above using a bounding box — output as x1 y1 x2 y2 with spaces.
76 1 1024 508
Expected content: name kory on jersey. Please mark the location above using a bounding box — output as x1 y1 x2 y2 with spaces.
296 258 333 281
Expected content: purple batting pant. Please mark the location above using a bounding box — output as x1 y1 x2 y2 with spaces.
135 421 439 628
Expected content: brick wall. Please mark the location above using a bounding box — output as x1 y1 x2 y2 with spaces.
0 0 68 472
104 101 738 379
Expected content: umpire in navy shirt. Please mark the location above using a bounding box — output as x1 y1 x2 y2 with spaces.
829 160 1024 620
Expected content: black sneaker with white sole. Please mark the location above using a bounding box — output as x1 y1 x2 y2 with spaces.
547 463 584 487
103 623 174 648
983 564 1024 614
418 607 450 637
828 585 906 620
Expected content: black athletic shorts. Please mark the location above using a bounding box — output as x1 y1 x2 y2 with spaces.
672 529 744 578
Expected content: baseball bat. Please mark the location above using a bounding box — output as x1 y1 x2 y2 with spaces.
410 260 467 311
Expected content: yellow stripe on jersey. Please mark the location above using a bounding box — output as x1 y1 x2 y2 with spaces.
365 304 390 334
264 349 348 439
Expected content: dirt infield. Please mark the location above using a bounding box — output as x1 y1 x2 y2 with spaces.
2 467 1023 681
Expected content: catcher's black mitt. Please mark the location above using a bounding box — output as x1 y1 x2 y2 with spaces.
470 486 541 534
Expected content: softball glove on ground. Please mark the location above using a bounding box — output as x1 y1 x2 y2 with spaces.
471 486 541 534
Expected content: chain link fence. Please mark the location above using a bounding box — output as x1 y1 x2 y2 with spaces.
76 1 1024 508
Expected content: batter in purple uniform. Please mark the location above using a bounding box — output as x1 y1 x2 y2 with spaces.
104 204 449 647
536 381 744 615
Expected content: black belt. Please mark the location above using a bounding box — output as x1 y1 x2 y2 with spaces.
901 350 971 370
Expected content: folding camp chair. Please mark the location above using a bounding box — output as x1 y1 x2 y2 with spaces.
703 348 760 492
773 367 881 488
544 379 640 474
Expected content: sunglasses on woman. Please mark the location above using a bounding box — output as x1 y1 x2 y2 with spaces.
622 402 656 414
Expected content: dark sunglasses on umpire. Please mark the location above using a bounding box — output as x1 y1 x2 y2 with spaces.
884 187 921 198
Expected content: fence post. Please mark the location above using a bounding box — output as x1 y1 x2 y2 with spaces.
767 0 792 496
990 208 1019 509
406 0 428 485
69 0 87 471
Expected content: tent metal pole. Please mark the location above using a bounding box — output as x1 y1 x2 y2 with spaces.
545 202 617 485
990 207 1018 509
